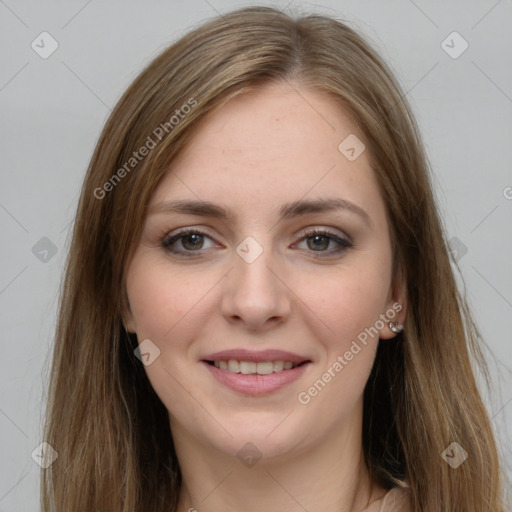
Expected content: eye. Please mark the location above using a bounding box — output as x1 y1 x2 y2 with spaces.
294 228 353 256
162 229 218 255
161 227 353 257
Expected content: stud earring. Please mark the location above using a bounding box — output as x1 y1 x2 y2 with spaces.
389 321 403 333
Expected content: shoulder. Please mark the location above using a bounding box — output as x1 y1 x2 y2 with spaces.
366 485 413 512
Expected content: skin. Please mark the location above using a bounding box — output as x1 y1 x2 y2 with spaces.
124 81 407 512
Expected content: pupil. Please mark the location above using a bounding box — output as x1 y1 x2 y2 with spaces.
184 234 202 250
309 235 328 251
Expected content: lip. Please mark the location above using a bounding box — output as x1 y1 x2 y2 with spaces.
201 348 310 364
202 360 311 396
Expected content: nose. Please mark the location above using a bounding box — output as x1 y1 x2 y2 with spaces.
220 240 292 331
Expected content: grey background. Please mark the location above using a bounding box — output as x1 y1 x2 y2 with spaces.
1 0 511 509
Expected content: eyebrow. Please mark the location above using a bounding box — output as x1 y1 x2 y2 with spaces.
148 198 373 227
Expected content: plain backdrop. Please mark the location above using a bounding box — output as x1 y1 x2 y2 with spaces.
1 0 511 509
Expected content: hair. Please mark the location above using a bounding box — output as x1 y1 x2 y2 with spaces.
41 5 506 511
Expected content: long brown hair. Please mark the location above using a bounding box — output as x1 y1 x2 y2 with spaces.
41 6 506 511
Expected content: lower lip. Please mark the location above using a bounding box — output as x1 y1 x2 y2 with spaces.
201 361 311 396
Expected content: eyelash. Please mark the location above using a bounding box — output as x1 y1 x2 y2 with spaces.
161 227 353 258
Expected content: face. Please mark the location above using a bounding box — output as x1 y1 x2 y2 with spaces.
124 81 406 463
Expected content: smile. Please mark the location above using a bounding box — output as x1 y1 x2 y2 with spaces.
202 360 311 395
206 359 304 374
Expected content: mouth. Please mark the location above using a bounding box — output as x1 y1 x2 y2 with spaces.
203 359 310 375
199 349 312 395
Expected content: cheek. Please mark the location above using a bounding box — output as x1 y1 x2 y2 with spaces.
125 258 211 422
126 256 205 341
299 262 390 347
295 269 386 416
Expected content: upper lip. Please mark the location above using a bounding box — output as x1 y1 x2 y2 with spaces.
201 349 311 364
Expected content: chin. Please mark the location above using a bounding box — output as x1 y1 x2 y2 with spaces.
203 417 309 464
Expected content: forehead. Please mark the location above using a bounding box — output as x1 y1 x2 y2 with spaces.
150 82 386 227
173 82 359 166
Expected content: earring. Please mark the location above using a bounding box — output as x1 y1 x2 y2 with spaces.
389 321 403 333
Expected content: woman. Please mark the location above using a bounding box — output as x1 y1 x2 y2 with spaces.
41 6 507 511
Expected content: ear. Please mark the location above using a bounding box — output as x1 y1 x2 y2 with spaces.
379 266 407 340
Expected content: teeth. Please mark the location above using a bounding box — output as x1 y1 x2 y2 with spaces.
228 360 239 372
255 361 273 375
212 359 300 374
240 361 256 374
273 361 284 372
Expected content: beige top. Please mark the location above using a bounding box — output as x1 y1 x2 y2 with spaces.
364 486 412 512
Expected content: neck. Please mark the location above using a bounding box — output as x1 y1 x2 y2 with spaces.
171 407 385 512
